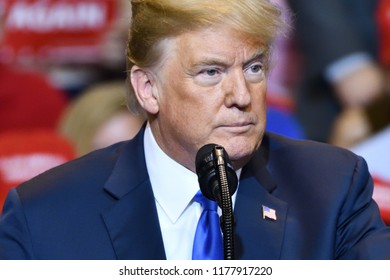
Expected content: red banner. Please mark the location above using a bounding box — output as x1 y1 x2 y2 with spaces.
377 0 390 65
0 0 118 64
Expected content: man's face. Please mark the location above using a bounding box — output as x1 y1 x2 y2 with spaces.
149 26 267 171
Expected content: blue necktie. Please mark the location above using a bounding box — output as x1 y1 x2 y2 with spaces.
192 191 223 260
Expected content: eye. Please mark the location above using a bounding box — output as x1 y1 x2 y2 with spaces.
244 62 265 83
249 64 262 73
246 63 263 74
194 67 223 86
203 69 218 76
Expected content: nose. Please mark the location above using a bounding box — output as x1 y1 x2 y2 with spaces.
224 70 251 109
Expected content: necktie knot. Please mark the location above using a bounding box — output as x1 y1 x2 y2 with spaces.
194 191 218 211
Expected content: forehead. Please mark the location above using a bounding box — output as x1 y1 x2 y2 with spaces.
168 26 265 65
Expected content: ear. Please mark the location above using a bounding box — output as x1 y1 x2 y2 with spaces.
130 65 160 114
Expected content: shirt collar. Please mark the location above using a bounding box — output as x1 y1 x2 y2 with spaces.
144 123 199 224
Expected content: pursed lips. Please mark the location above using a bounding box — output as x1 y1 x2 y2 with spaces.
219 121 255 133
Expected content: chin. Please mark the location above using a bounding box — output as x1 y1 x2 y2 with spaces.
203 133 262 161
228 148 252 161
224 142 258 165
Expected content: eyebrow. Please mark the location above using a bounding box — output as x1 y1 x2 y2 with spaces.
190 58 229 69
191 49 265 69
243 50 266 68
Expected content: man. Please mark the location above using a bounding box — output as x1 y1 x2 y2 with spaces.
0 0 389 260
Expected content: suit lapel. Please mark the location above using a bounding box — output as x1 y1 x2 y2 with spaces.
101 127 166 260
234 145 288 260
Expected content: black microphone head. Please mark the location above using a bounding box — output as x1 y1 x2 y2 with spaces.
195 144 238 202
195 144 219 201
195 144 217 172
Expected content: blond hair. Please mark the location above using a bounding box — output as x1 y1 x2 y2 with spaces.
59 81 143 156
126 0 283 112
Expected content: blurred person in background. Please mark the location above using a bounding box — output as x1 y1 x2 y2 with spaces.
0 3 68 133
287 0 385 143
328 0 390 149
59 80 145 156
343 0 390 225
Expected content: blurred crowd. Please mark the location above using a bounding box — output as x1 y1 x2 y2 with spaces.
0 0 389 223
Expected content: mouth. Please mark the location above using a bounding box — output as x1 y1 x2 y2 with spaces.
220 122 255 133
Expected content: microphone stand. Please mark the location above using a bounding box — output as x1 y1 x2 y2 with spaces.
214 147 235 260
196 144 238 260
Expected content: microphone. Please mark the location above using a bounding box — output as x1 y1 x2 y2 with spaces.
195 144 238 260
195 144 238 206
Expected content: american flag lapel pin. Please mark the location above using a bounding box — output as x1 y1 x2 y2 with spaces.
262 205 277 221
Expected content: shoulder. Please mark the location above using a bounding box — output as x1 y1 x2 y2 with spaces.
263 132 361 163
0 140 143 259
13 126 147 209
15 141 131 206
261 132 369 185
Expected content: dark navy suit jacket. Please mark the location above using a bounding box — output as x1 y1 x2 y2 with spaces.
0 128 389 259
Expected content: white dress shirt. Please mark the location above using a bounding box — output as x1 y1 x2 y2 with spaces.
143 123 240 259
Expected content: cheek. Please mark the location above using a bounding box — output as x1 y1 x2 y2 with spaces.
165 100 216 146
251 83 267 111
174 104 209 132
160 96 195 133
163 84 216 123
